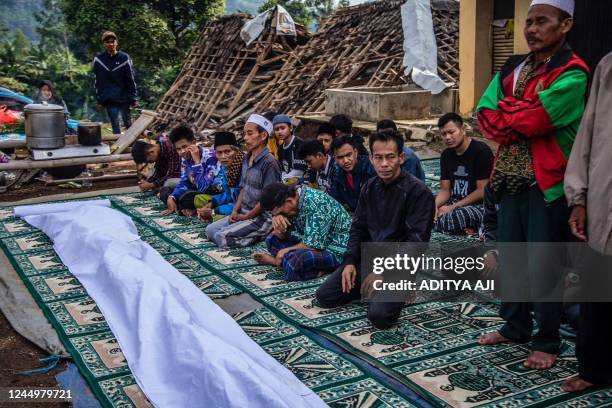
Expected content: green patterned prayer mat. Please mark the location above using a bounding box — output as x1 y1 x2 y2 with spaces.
136 214 208 232
393 341 612 408
164 252 212 278
12 250 67 276
0 206 15 221
0 194 419 408
69 331 131 379
191 243 266 272
107 192 159 207
97 374 154 408
121 202 169 218
25 270 87 302
232 307 301 345
1 231 54 254
220 265 327 297
0 217 39 238
233 307 419 407
3 192 611 408
320 301 503 367
253 281 610 407
140 234 182 256
422 158 441 194
46 295 109 337
190 274 243 299
161 229 216 250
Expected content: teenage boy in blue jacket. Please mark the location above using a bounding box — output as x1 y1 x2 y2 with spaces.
93 31 138 135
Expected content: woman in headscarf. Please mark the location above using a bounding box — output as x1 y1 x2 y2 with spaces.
33 80 69 114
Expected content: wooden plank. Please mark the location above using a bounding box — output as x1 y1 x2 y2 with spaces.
110 110 157 154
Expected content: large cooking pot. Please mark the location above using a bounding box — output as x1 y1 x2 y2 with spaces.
24 102 66 149
77 122 102 146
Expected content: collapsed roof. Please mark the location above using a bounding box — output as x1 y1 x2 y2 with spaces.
152 12 310 133
152 0 459 133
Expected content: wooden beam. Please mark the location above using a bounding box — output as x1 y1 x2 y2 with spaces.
0 154 133 171
45 172 137 186
110 110 157 154
0 134 130 150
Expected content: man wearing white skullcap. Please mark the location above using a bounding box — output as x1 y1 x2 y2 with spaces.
530 0 574 17
476 0 590 370
205 113 281 248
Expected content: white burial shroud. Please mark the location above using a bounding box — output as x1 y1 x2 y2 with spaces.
16 201 325 408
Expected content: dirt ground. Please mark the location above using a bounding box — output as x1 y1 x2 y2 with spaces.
0 161 138 204
0 164 138 407
0 177 136 204
0 312 69 408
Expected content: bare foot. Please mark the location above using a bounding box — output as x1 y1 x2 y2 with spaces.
478 332 511 346
464 227 476 235
561 376 595 392
524 351 556 370
253 252 279 266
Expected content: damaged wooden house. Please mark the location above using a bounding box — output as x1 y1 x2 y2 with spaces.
152 0 459 135
151 10 310 133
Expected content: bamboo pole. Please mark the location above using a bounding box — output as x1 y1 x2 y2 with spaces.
0 134 125 150
45 172 137 186
0 154 133 171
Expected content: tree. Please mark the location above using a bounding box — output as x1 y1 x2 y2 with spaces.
0 20 9 37
59 0 176 65
144 0 225 52
0 0 44 41
60 0 223 62
338 0 350 8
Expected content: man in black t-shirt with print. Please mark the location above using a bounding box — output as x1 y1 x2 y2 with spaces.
434 113 494 234
273 114 308 184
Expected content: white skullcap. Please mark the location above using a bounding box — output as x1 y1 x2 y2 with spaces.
530 0 574 17
246 114 273 135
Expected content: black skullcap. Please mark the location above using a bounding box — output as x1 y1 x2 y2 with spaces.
213 131 238 148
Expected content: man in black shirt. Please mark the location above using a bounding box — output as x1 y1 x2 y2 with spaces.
273 114 308 183
330 114 368 156
435 113 494 234
316 131 435 329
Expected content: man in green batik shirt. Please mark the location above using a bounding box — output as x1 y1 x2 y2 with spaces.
253 183 352 281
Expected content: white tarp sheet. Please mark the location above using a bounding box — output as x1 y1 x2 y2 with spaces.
401 0 448 94
16 201 325 408
241 5 296 46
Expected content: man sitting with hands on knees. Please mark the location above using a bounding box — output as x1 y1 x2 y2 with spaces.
206 114 281 248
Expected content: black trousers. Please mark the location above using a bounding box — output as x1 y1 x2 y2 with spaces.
159 186 173 205
577 249 612 385
315 266 404 330
496 186 570 354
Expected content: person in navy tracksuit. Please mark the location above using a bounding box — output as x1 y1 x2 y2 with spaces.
93 31 138 134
